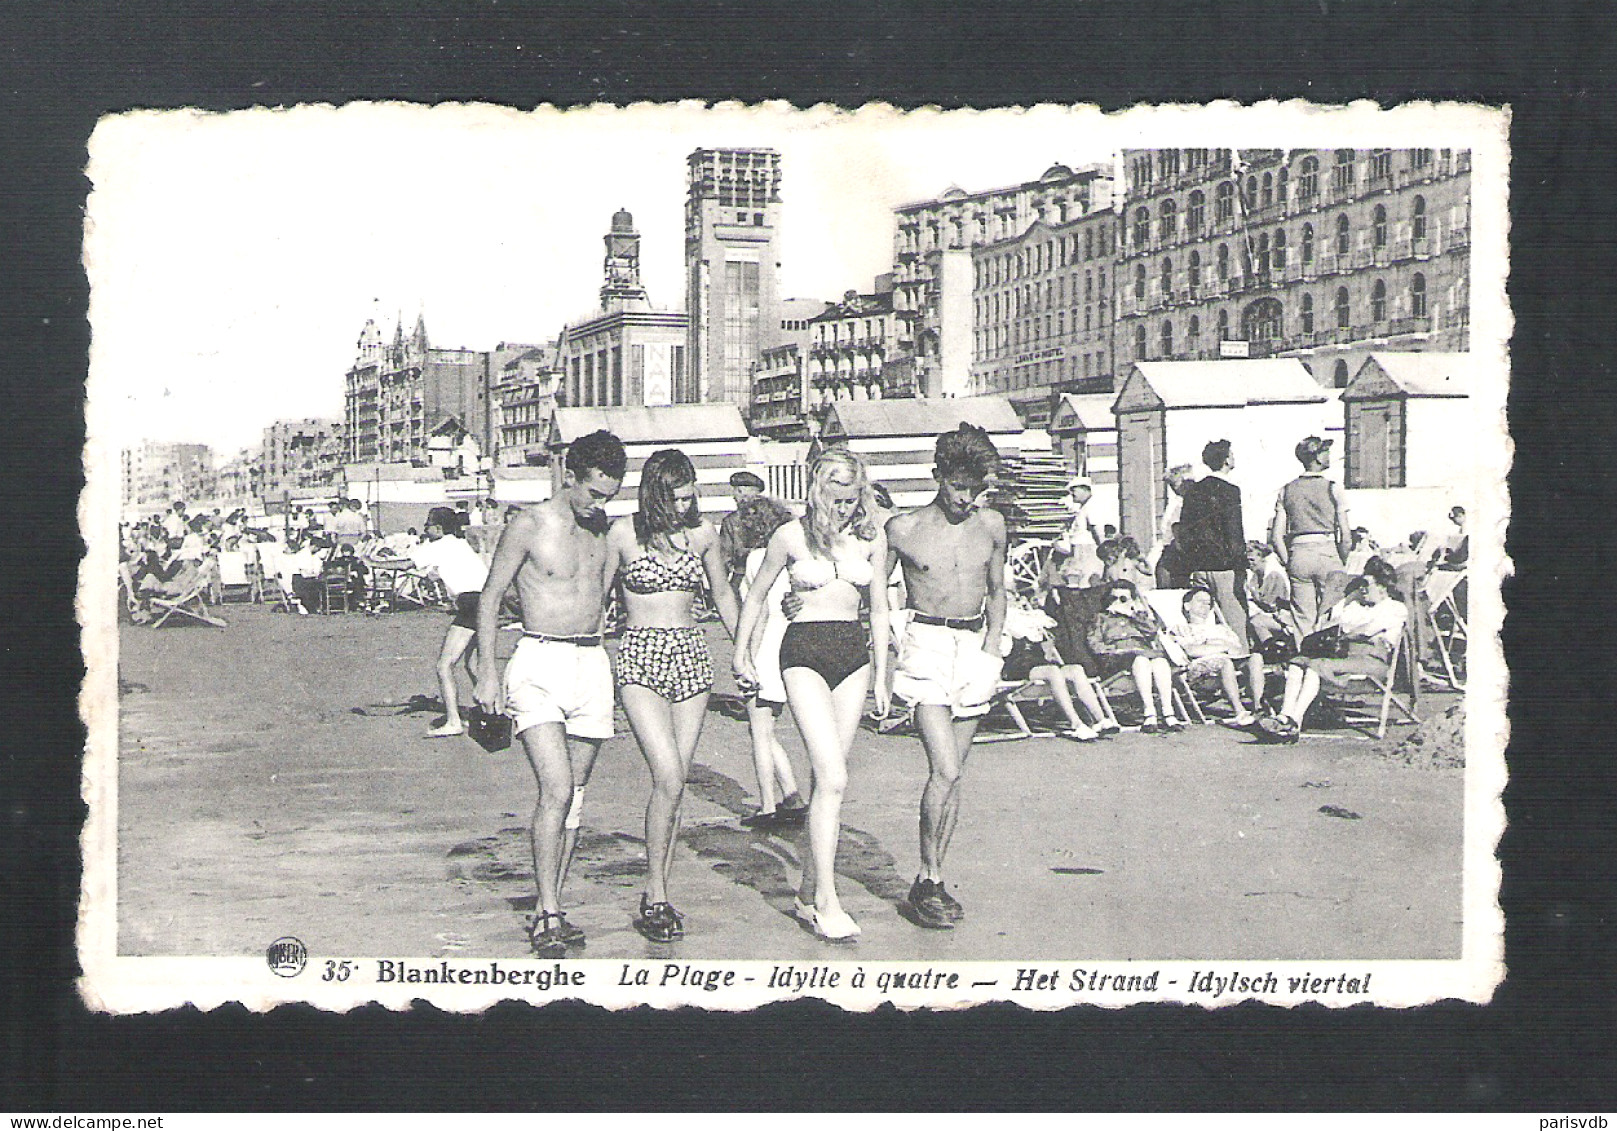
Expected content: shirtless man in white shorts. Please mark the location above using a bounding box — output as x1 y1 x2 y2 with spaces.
884 423 1008 929
473 430 627 958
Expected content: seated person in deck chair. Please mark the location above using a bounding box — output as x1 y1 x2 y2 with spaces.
1170 586 1262 727
129 540 207 623
1086 579 1186 734
1260 557 1408 743
1000 598 1118 743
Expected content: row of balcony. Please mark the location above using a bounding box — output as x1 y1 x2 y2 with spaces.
1121 207 1466 261
810 338 888 357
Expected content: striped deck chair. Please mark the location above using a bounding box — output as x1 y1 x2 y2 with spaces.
149 559 227 629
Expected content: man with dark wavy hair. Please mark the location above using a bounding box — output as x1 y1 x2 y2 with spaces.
473 429 627 957
884 423 1008 929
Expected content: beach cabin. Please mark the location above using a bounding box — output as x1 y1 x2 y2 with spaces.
819 396 1025 510
547 404 751 518
1112 359 1342 545
1339 351 1473 540
1049 392 1121 531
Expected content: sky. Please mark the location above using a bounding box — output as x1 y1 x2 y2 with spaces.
86 102 1119 456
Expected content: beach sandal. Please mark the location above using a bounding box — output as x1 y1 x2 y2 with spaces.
634 894 684 943
528 912 571 959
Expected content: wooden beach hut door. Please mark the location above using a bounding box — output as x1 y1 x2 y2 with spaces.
1118 409 1165 543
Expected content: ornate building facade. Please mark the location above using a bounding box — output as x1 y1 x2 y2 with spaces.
1114 148 1471 387
493 345 562 467
969 205 1120 427
344 313 489 465
806 283 899 412
748 297 830 440
891 163 1115 400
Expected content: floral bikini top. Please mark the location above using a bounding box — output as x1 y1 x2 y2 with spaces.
621 545 705 595
788 552 875 591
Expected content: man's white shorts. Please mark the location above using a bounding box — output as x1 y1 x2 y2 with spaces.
892 620 1004 720
503 637 614 740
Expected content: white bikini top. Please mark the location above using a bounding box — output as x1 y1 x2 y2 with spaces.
789 553 875 591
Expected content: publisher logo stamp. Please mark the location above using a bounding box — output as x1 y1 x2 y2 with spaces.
267 937 308 978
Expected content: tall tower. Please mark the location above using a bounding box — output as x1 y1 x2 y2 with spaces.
601 207 650 313
684 147 783 407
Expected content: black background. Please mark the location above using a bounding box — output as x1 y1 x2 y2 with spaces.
2 0 1612 1112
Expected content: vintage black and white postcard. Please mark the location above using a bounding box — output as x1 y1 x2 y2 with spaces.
80 100 1509 1011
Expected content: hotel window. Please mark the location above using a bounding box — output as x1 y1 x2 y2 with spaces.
1187 190 1205 234
1217 307 1229 340
1084 271 1093 301
1188 314 1200 346
1084 306 1091 331
1278 166 1289 204
1413 196 1428 241
1097 268 1105 293
1273 228 1287 268
1133 208 1150 250
1411 148 1432 170
1373 205 1388 248
1134 265 1146 302
1369 150 1392 182
1160 257 1172 296
1302 222 1315 263
1217 243 1230 281
1335 286 1351 329
1299 156 1319 200
1159 199 1177 241
1372 279 1387 322
1135 323 1148 360
1216 181 1235 223
1411 273 1427 317
1160 321 1173 356
1332 149 1355 192
1246 176 1258 206
611 346 623 405
1084 229 1094 259
1335 214 1351 256
1188 250 1201 288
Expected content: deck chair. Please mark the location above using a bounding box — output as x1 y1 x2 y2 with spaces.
216 550 259 603
1145 588 1267 725
1423 568 1468 689
253 542 295 611
365 562 399 613
1045 584 1194 727
318 561 354 614
1324 627 1420 739
149 559 227 629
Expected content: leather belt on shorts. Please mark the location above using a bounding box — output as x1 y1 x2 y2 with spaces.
910 612 985 631
522 632 603 647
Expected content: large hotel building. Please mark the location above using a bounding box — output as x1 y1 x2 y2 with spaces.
890 163 1115 404
1113 148 1472 386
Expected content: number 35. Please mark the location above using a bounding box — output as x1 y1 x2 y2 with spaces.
323 960 354 982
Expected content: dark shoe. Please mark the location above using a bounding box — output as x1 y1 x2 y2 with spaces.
740 810 778 829
528 912 571 958
773 802 809 826
907 877 956 930
634 894 684 942
933 881 965 923
553 914 585 947
1140 719 1163 735
1255 715 1296 745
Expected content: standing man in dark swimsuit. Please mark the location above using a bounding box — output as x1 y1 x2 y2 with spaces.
473 430 627 958
885 424 1008 929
